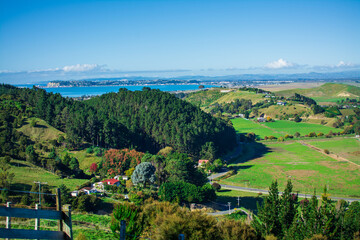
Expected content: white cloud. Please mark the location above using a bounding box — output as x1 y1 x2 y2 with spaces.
336 61 355 67
62 64 102 72
265 58 295 69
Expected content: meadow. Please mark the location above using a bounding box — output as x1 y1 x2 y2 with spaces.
10 160 88 191
220 141 360 198
304 138 360 165
262 120 338 136
231 118 281 138
231 118 339 139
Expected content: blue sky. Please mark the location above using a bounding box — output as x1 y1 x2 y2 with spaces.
0 0 360 83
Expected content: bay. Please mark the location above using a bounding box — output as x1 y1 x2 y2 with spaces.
17 84 216 97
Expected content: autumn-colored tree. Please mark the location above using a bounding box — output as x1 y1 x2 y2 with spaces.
89 162 98 174
102 149 144 176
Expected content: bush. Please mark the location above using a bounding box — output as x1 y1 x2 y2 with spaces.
317 132 324 137
324 149 330 154
211 182 221 192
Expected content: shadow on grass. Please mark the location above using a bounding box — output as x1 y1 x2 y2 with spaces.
229 139 272 165
34 124 48 129
211 194 264 214
10 182 33 191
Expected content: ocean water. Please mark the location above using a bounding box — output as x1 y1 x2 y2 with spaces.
17 84 216 97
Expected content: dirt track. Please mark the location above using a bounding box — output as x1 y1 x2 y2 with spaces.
298 140 360 168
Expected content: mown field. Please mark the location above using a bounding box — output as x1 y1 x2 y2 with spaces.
263 120 338 136
231 118 282 138
304 138 360 165
231 118 339 139
220 140 360 198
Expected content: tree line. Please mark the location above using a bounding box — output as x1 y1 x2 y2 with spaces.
0 84 236 158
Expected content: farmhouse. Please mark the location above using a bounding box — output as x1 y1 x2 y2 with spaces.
114 175 129 181
101 179 121 187
198 159 209 167
277 101 287 106
257 117 266 122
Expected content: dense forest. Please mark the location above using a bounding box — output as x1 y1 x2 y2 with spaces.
0 84 236 159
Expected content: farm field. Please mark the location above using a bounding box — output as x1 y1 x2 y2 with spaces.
10 160 88 191
231 118 339 139
231 118 282 138
220 141 360 198
304 138 360 165
262 120 338 136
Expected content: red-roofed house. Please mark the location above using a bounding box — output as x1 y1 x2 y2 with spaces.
101 179 121 187
198 159 209 167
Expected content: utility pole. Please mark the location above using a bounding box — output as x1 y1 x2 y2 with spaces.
34 181 47 207
228 202 231 215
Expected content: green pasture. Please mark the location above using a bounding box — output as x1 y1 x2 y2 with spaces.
10 160 88 191
262 120 338 136
304 137 360 165
221 141 360 198
231 118 282 138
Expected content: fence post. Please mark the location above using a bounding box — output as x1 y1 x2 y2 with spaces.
178 233 185 240
56 188 63 232
6 202 11 240
63 204 73 240
120 220 126 240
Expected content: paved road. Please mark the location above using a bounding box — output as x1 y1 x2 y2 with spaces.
208 207 250 217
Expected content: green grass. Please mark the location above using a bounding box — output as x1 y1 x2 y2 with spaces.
262 120 338 136
18 117 64 143
258 104 312 119
231 118 282 138
185 88 227 107
220 141 360 198
231 118 338 139
304 138 360 165
216 189 263 213
72 214 113 240
10 160 88 191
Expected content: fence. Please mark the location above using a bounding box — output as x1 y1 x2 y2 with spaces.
0 188 73 240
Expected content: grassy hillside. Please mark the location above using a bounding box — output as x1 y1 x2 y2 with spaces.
18 117 64 143
258 104 312 119
275 83 360 103
184 88 267 111
10 160 88 191
214 90 266 104
184 88 227 107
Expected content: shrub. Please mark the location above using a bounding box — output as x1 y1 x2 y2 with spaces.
211 182 221 192
317 132 324 137
308 132 317 137
324 149 330 154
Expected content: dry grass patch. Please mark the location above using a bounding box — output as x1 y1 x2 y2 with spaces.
286 170 317 178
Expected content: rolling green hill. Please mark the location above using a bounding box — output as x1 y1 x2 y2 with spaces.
275 83 360 103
